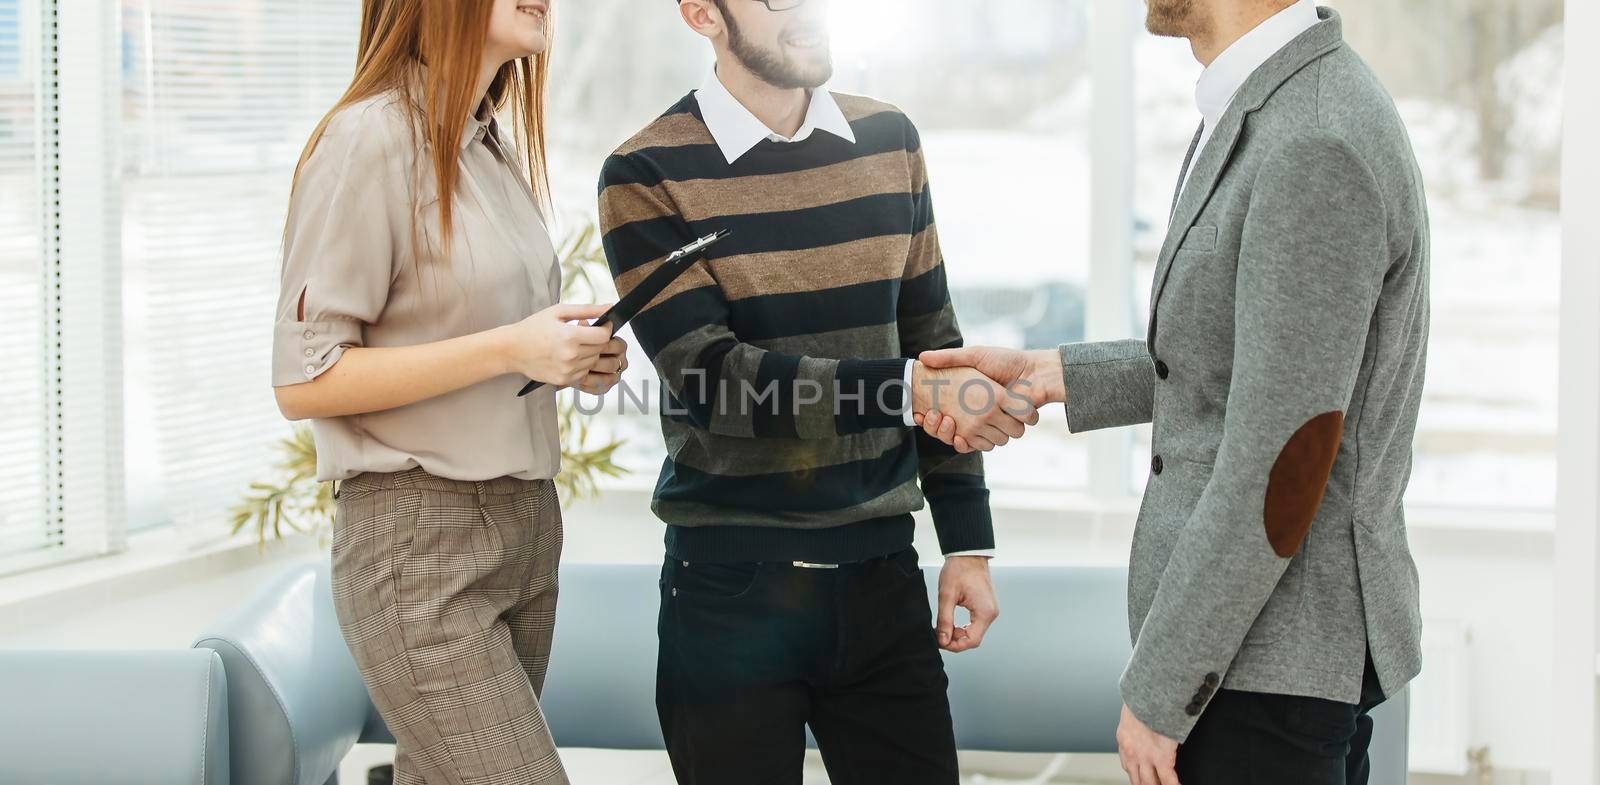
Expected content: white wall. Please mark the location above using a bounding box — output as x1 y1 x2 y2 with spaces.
1552 0 1600 782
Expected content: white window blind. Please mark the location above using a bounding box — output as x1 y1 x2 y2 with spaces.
120 0 359 536
0 0 56 568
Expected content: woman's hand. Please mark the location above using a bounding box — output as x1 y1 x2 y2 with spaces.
574 336 629 395
499 303 616 388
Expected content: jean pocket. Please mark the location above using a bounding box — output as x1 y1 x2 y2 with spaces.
887 547 924 581
1282 694 1360 747
671 561 765 602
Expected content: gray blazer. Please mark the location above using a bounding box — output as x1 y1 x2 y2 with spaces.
1058 8 1427 741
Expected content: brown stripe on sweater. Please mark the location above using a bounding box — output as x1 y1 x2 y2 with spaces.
613 235 911 307
612 111 714 157
600 149 923 227
709 236 914 301
598 182 671 240
905 224 942 279
833 92 901 124
618 258 719 317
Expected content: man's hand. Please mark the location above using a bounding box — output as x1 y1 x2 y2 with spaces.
910 362 1039 452
1116 704 1181 785
935 556 998 652
914 347 1063 453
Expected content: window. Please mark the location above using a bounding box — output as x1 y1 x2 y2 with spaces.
832 1 1094 493
0 0 51 564
1342 0 1562 512
0 0 1566 574
119 0 360 534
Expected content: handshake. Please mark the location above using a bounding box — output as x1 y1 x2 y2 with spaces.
908 347 1065 454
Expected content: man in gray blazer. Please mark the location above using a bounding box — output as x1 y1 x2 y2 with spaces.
915 2 1427 783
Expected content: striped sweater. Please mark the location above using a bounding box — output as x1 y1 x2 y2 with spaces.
599 91 991 563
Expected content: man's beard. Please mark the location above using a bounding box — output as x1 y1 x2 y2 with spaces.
726 13 833 90
1145 0 1205 38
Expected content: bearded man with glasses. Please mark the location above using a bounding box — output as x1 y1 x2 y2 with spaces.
596 1 1033 783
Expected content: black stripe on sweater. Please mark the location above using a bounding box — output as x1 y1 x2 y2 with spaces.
654 440 919 513
604 111 914 189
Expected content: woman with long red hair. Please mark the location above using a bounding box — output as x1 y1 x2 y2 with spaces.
270 1 618 781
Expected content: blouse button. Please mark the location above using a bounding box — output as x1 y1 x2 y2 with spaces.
304 348 315 358
304 364 316 375
303 329 315 340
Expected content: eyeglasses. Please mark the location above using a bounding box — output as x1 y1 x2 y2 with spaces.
754 0 808 10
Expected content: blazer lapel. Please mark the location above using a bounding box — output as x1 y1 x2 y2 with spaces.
1145 7 1349 348
1170 124 1204 219
1148 111 1246 337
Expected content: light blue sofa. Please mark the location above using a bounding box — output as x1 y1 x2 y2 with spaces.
0 561 1408 785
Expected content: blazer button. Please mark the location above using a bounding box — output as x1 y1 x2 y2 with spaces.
1151 455 1164 475
1155 360 1170 380
1204 672 1220 688
1184 701 1203 717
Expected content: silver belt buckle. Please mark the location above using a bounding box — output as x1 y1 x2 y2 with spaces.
792 561 840 569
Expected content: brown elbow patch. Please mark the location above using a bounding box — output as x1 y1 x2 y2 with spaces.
1263 411 1345 558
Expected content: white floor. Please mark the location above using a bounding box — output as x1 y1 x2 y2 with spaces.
336 745 1525 785
336 744 1133 785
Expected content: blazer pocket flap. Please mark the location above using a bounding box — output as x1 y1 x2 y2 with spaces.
1180 225 1218 252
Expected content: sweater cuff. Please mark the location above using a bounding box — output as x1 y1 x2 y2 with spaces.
836 358 912 432
928 486 995 554
901 359 918 427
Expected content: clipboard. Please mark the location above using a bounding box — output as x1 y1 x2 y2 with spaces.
516 229 731 397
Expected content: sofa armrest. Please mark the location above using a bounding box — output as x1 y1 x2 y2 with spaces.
0 649 229 785
193 561 371 785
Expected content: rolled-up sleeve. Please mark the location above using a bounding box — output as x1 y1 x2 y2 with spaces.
271 104 402 387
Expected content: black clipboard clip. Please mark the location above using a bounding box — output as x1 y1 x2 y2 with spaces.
516 229 731 397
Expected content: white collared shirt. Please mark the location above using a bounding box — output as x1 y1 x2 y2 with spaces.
694 68 993 559
695 68 856 165
1179 0 1320 197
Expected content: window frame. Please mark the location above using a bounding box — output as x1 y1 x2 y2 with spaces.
0 0 124 578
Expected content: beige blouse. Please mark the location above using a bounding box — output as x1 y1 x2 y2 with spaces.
271 88 561 483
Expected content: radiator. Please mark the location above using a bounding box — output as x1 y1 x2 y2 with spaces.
1407 618 1473 775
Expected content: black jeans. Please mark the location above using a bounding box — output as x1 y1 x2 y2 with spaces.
655 547 959 785
1175 655 1389 785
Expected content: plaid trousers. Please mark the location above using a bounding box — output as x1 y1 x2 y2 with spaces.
330 467 569 785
